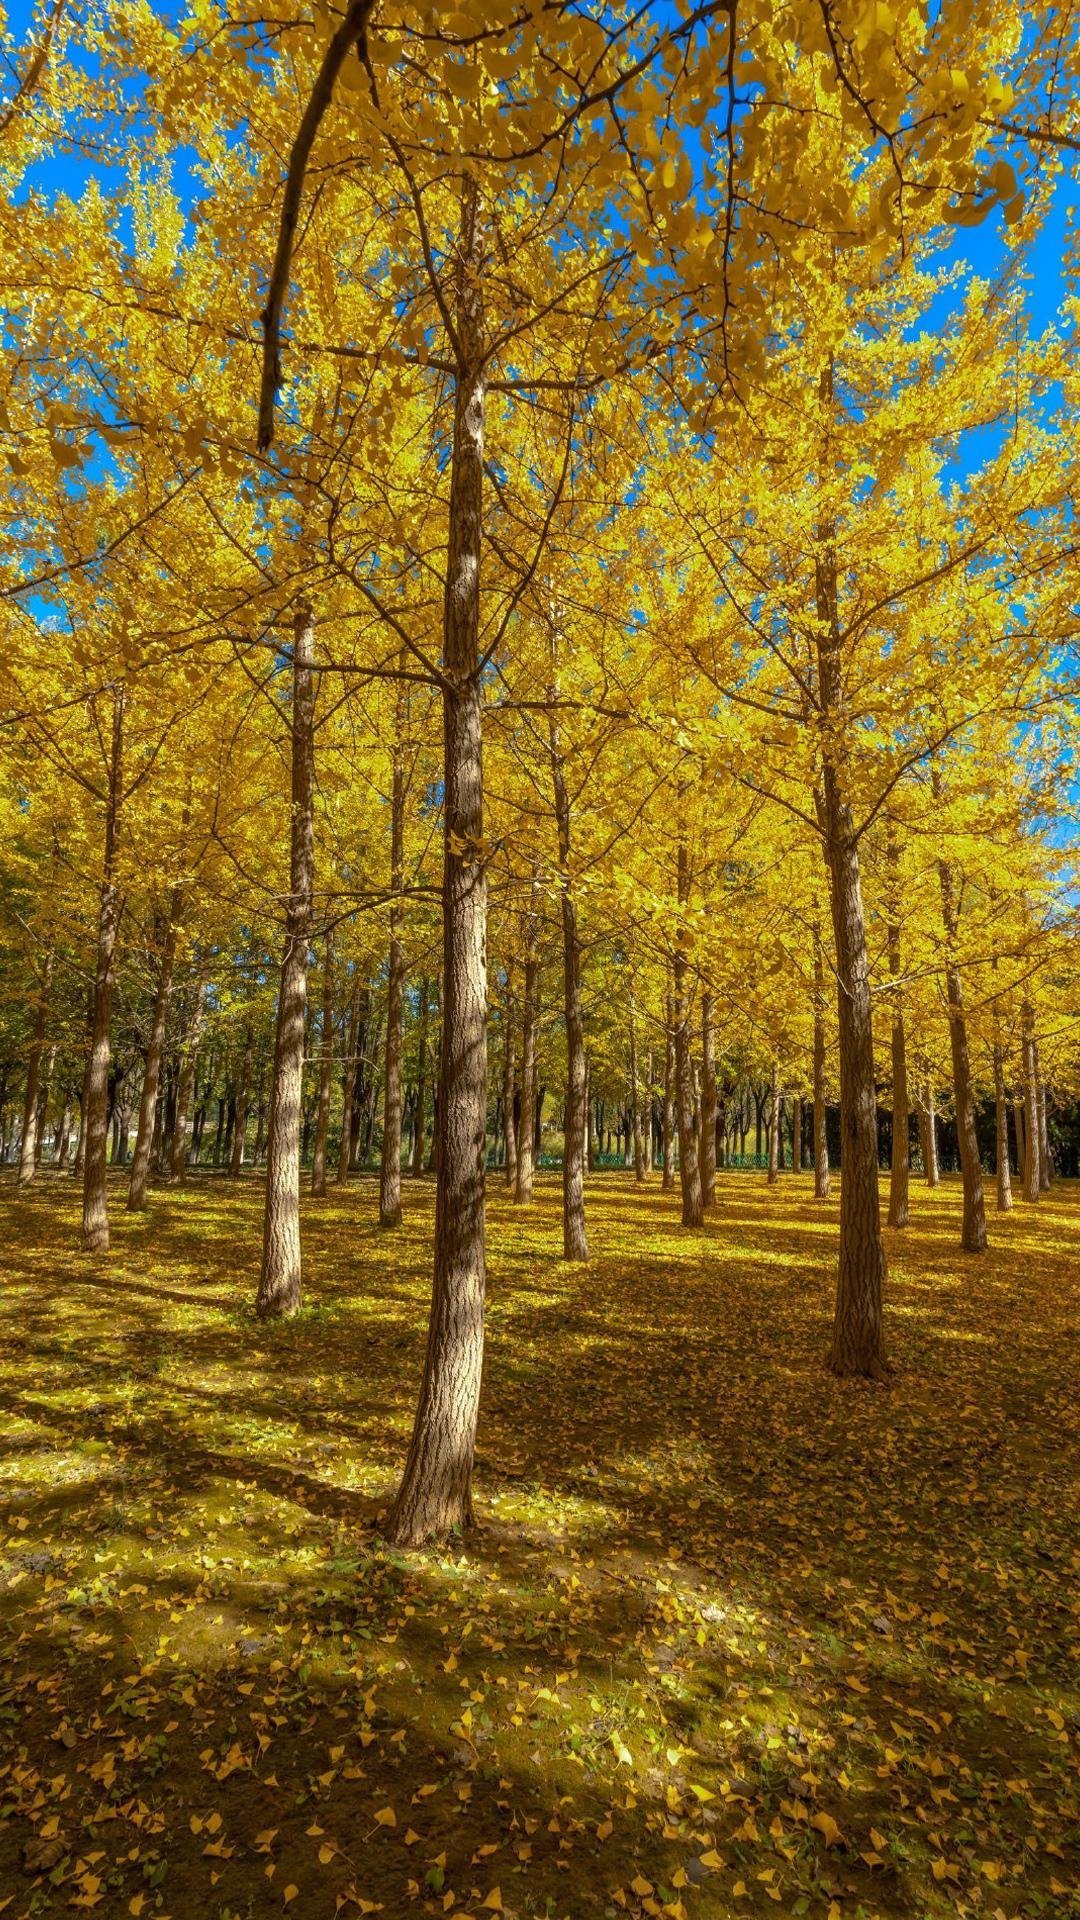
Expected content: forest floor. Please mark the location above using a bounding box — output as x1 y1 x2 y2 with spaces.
0 1171 1077 1920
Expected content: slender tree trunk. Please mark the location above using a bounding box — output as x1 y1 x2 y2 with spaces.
230 1024 253 1179
1034 1041 1051 1189
699 990 716 1206
993 1036 1013 1212
792 1095 803 1175
674 839 703 1227
1012 1089 1025 1180
935 807 986 1253
257 604 316 1317
550 671 588 1260
629 993 645 1184
18 945 53 1186
814 424 887 1375
501 963 518 1191
886 837 909 1229
82 687 126 1253
388 180 488 1545
129 896 182 1209
920 1083 940 1187
515 904 539 1202
379 699 407 1228
337 986 359 1185
813 928 830 1199
310 933 335 1195
661 992 675 1191
1021 1004 1039 1199
411 977 429 1176
767 1060 780 1184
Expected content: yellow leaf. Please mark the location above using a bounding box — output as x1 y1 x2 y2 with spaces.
811 1811 844 1847
374 1807 396 1828
283 1891 298 1907
482 1891 503 1912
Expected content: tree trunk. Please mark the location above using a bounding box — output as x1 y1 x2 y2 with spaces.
661 991 675 1191
920 1083 940 1187
501 963 517 1190
815 442 887 1376
936 821 986 1252
337 986 359 1185
674 839 703 1227
379 700 407 1228
170 988 205 1185
1034 1040 1051 1189
886 839 909 1229
129 898 181 1209
1021 1004 1039 1199
629 993 645 1184
230 1023 253 1179
1012 1089 1025 1181
993 1037 1013 1212
388 179 488 1546
82 686 126 1253
813 927 830 1199
767 1060 780 1184
257 604 316 1317
792 1095 802 1175
411 976 429 1176
550 670 588 1260
699 990 716 1206
515 903 539 1202
18 945 53 1186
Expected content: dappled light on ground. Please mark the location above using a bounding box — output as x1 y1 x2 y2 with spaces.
0 1171 1077 1920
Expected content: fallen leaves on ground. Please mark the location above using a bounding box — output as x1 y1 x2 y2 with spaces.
0 1169 1077 1920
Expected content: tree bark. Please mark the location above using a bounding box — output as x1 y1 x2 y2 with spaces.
813 926 831 1199
767 1059 780 1184
920 1083 940 1187
886 835 909 1229
935 814 986 1253
337 985 359 1185
1034 1040 1051 1189
379 692 407 1228
388 178 488 1545
257 603 316 1317
18 945 53 1186
1021 1004 1039 1199
230 1023 253 1179
661 990 675 1191
411 976 429 1176
550 668 588 1260
82 686 126 1253
629 992 645 1184
674 839 703 1227
993 1036 1013 1212
501 963 517 1190
699 990 716 1206
515 901 539 1202
814 415 887 1376
129 895 182 1209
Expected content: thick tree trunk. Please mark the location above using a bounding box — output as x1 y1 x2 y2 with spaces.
129 898 181 1209
388 180 488 1546
257 604 316 1317
18 945 53 1186
411 977 429 1176
661 992 675 1191
82 687 126 1253
515 908 538 1201
993 1039 1013 1212
813 928 831 1199
699 991 716 1206
886 844 909 1229
379 707 407 1228
501 964 517 1191
936 834 986 1252
550 681 588 1260
629 993 645 1184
